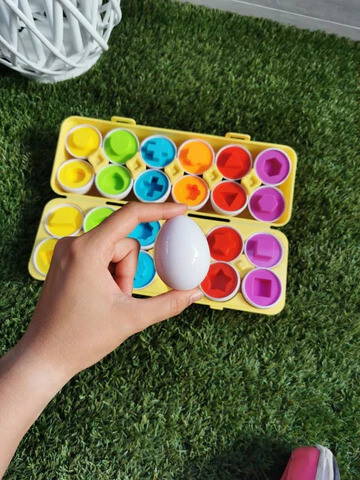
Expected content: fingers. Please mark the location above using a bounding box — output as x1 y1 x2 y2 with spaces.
111 237 139 264
112 239 140 296
87 202 187 250
131 288 204 330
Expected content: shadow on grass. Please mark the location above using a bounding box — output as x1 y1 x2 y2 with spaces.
0 64 30 86
177 435 290 480
0 63 16 77
0 127 59 283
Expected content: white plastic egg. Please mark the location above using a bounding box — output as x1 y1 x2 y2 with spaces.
154 215 210 290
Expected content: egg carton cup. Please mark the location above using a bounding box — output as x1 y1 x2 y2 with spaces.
44 202 84 238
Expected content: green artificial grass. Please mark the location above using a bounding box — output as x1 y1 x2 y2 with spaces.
0 0 359 478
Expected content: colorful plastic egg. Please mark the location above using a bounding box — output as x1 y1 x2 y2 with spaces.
154 216 210 290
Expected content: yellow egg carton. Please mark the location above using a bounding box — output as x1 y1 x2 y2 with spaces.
29 115 297 315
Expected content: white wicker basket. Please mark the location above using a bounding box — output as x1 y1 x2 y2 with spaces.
0 0 122 83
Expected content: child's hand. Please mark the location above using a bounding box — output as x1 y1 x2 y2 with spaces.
0 199 338 479
0 202 203 476
21 202 203 381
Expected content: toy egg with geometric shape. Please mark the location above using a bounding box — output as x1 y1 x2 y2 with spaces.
254 148 291 186
65 124 102 159
154 216 210 290
216 144 252 180
45 204 83 237
83 206 115 232
207 226 243 262
178 139 214 175
201 261 240 302
103 128 139 165
133 251 156 289
140 135 177 168
245 232 283 268
128 221 161 250
32 237 58 276
95 165 133 200
210 180 248 216
57 159 95 194
172 175 210 210
133 170 171 203
241 268 282 308
249 186 285 222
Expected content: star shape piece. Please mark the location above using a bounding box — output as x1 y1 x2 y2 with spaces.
210 268 232 292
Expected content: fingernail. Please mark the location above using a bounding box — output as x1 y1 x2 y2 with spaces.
190 288 204 303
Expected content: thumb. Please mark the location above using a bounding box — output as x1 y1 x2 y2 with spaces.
132 288 204 329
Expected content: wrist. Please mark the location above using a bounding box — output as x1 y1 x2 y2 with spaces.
0 340 70 478
0 341 70 402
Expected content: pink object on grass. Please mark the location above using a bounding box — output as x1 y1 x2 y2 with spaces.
280 446 320 480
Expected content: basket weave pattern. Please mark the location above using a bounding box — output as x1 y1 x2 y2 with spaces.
0 0 122 82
